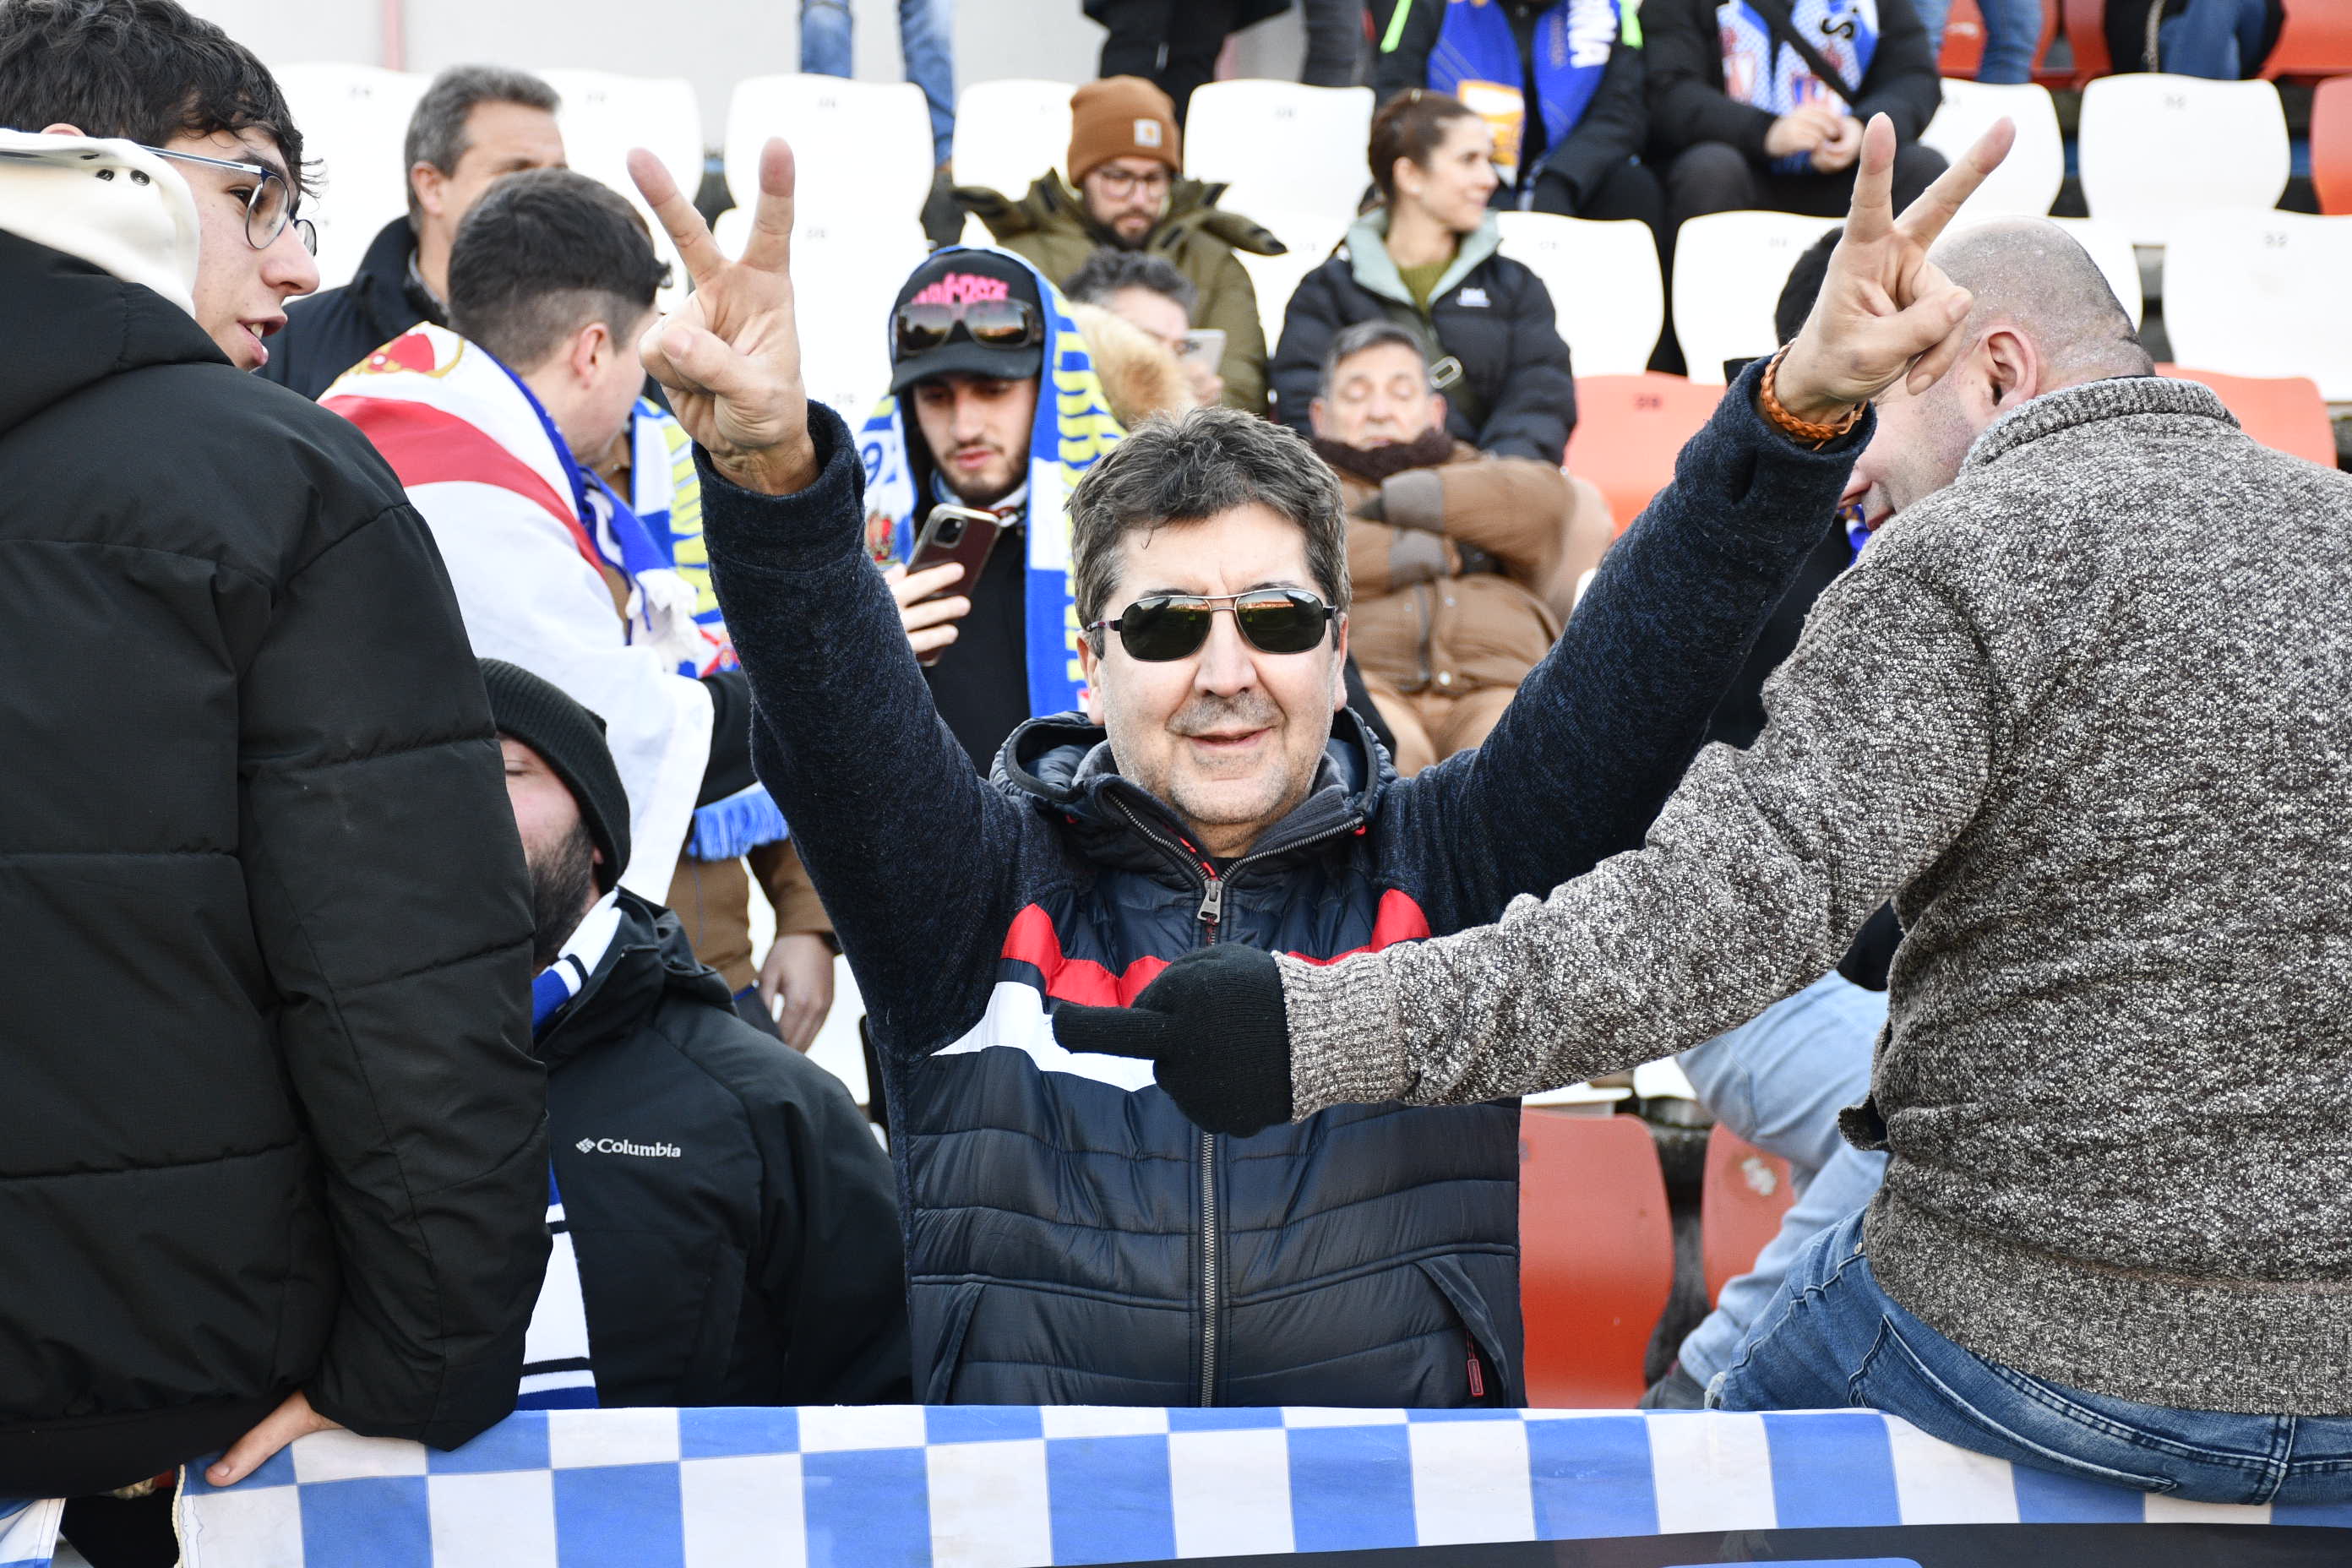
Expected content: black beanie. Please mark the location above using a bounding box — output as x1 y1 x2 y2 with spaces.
480 659 631 893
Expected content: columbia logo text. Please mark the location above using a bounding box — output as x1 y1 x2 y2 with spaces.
574 1136 683 1158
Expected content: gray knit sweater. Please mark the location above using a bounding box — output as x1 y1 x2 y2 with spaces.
1278 376 2352 1415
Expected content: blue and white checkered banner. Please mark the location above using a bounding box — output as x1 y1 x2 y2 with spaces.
8 1407 2344 1567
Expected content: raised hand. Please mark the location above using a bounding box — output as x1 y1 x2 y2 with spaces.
1773 114 2017 424
627 139 815 497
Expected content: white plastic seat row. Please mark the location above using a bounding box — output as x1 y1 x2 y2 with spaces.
270 63 430 292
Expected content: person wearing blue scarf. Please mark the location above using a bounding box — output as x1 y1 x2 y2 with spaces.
1375 0 1663 237
1644 0 1946 235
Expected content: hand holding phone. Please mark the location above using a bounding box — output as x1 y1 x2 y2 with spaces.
900 504 1004 665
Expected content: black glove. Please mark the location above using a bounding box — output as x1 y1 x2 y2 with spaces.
1052 944 1294 1135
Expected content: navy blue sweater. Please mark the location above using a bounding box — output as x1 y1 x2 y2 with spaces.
700 363 1865 1406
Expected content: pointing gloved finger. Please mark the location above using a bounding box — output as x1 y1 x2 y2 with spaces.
1053 1000 1176 1062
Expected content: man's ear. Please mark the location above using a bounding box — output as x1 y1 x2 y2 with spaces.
40 122 88 138
1329 614 1350 713
1981 326 2039 410
571 320 613 384
411 161 449 220
1429 392 1448 428
1308 395 1328 438
1077 634 1107 725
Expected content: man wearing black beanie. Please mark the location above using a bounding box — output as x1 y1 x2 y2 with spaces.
479 661 910 1410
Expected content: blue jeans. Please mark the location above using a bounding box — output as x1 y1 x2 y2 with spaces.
1907 0 2045 83
800 0 956 164
1674 972 1888 1385
1712 1209 2352 1505
2162 0 2268 79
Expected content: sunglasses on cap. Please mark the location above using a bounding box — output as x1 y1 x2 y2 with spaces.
893 296 1044 358
1087 589 1337 662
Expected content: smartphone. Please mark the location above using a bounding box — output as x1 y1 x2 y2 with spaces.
905 504 1004 667
1179 328 1227 372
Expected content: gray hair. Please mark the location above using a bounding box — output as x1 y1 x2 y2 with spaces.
1320 318 1429 398
1070 406 1351 639
403 63 559 224
1063 247 1199 317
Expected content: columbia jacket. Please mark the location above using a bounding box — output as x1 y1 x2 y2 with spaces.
956 173 1283 415
1272 213 1577 463
698 369 1859 1407
259 215 438 399
0 224 546 1494
541 893 908 1406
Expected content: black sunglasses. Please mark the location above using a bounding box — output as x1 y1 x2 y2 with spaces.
894 297 1043 357
1088 589 1337 662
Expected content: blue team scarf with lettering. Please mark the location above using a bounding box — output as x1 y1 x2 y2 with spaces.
1717 0 1879 174
857 248 1123 718
1429 0 1623 191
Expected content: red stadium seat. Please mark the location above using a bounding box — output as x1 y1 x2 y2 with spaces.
1519 1109 1675 1407
1941 0 2060 80
2265 4 2352 81
2158 365 2338 469
1566 374 1724 536
2315 76 2352 215
2061 0 2111 84
1701 1126 1798 1307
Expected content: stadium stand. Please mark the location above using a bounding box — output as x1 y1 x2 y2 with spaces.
1670 210 1842 384
1182 79 1374 229
2314 75 2352 216
2077 74 2291 248
536 68 700 313
949 78 1073 198
2263 3 2352 83
2162 211 2352 403
1563 373 1724 536
2061 0 2113 84
1936 0 2061 80
2159 365 2338 467
1233 209 1348 348
1701 1125 1798 1307
1492 213 1663 379
1920 79 2066 219
727 74 934 234
269 63 427 291
1519 1109 1676 1407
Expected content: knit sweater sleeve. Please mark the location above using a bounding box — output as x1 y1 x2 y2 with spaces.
1282 558 2001 1114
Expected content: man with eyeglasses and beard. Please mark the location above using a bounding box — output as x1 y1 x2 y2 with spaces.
0 0 548 1526
481 660 907 1416
954 77 1279 413
618 128 1996 1407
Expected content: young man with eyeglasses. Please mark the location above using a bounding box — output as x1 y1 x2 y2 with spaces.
626 132 1899 1407
0 0 549 1511
954 76 1282 414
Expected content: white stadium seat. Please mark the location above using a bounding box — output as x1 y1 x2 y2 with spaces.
2162 210 2352 402
1184 80 1374 229
536 69 703 316
1233 210 1348 351
726 74 934 237
1670 210 1841 383
1921 79 2064 220
1494 212 1663 378
2078 74 2289 248
951 79 1075 198
271 63 428 291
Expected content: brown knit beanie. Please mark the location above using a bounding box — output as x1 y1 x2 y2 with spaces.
1068 77 1180 184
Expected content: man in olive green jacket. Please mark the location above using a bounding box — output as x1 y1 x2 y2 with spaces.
953 75 1282 415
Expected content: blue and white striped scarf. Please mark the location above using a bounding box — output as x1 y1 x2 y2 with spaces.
1716 0 1880 174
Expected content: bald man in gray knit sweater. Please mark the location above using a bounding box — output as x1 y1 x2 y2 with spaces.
1062 193 2352 1497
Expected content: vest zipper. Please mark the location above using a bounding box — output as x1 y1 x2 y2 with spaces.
1106 795 1364 1407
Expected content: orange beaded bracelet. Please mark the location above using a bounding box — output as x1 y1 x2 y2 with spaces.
1758 343 1865 449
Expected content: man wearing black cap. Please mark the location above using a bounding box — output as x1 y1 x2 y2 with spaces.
482 659 911 1409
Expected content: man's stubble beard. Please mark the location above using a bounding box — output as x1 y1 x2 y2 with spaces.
527 818 601 971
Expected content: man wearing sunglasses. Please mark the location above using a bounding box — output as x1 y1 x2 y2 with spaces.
632 131 1883 1409
0 0 548 1511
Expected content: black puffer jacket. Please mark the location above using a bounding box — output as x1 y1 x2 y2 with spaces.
1271 211 1576 464
539 893 910 1407
259 216 438 399
0 227 547 1495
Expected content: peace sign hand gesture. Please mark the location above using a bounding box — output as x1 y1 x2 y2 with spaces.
1771 114 2017 427
627 138 817 496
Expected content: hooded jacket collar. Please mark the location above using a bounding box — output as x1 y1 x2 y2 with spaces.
994 707 1392 885
533 890 736 1070
1342 208 1504 311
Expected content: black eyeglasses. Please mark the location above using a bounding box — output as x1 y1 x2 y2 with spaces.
894 297 1043 357
142 145 317 255
1087 590 1337 662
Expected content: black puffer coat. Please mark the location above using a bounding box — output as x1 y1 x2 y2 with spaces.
540 893 910 1407
0 228 547 1495
1271 211 1576 464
